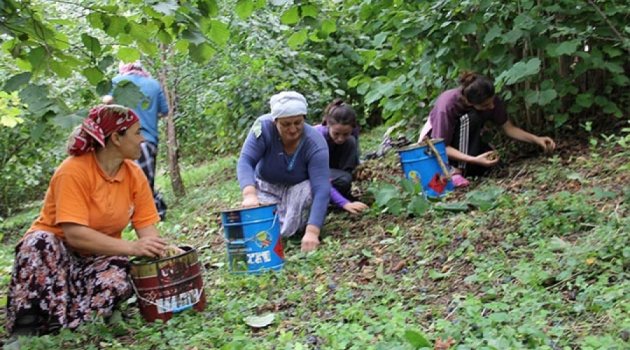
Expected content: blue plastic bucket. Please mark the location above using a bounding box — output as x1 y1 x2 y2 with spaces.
220 204 284 274
398 139 454 198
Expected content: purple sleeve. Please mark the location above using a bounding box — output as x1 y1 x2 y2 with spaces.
236 127 265 189
428 106 454 146
330 186 350 208
306 147 330 228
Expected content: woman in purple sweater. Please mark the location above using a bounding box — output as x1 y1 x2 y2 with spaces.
315 99 368 215
419 72 556 187
237 91 330 252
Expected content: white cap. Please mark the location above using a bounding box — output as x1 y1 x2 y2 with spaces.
269 91 308 120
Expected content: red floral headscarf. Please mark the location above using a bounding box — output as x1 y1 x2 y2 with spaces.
67 105 139 156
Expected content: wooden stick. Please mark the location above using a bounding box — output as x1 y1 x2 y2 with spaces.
424 137 451 180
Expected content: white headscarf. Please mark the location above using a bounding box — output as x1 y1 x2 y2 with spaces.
269 91 308 120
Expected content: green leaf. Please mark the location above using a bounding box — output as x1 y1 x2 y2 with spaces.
434 202 469 212
459 22 476 35
374 184 399 207
546 40 580 57
209 20 230 46
604 62 624 74
280 6 300 25
104 15 128 37
98 55 115 71
18 84 55 117
27 46 47 72
498 58 540 85
513 13 535 30
484 25 502 43
465 186 503 211
87 12 104 29
321 19 336 36
538 88 558 105
96 80 112 96
153 0 179 15
403 329 432 349
300 5 318 18
2 72 31 93
82 67 104 85
81 34 102 56
408 196 429 216
183 29 207 45
189 43 216 64
373 32 388 47
50 61 72 78
243 313 275 328
287 29 308 49
502 29 524 44
117 47 141 62
112 80 146 109
576 93 593 108
235 0 254 20
198 0 218 17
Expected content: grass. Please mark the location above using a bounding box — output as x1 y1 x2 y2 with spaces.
0 126 628 350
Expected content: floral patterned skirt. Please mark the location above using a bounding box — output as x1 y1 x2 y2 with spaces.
5 230 132 333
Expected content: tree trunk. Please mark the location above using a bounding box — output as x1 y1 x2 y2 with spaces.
158 47 186 198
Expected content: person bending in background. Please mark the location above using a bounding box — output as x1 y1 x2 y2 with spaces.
5 105 169 343
103 61 170 220
315 99 368 215
418 71 556 187
237 91 330 252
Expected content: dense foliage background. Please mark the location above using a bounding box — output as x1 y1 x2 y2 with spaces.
1 0 628 214
0 1 629 349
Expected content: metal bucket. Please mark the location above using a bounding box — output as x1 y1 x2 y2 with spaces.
221 204 284 274
129 245 206 322
398 139 454 198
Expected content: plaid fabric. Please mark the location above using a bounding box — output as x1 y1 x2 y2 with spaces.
136 142 167 220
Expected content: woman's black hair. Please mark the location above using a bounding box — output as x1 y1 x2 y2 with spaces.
322 98 357 127
459 71 495 104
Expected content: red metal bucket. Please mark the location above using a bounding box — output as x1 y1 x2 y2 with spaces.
129 245 206 322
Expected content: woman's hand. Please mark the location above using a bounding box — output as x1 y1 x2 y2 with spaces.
241 194 260 208
130 236 167 258
472 151 500 167
301 225 320 252
342 201 369 215
535 136 556 153
241 185 260 208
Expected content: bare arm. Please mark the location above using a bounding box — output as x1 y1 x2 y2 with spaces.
446 146 499 168
62 223 166 258
241 185 260 207
502 120 556 153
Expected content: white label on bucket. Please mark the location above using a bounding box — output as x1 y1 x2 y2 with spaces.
156 288 200 314
247 251 271 265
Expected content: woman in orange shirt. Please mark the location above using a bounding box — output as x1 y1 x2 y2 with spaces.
5 105 169 340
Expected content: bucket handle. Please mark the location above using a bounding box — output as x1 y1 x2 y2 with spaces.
129 266 205 315
422 137 452 181
224 212 279 244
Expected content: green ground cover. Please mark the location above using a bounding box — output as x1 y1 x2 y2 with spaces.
0 126 628 350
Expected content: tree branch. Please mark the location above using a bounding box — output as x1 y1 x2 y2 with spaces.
587 0 630 52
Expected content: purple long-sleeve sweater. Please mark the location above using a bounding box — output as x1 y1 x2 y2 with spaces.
237 115 331 228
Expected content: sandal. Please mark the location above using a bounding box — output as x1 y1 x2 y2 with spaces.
451 174 470 188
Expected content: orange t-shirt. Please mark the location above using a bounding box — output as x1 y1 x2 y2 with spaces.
28 152 159 240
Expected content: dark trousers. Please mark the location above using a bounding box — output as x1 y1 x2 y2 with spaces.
450 110 493 177
329 136 359 199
